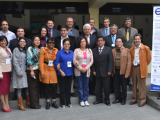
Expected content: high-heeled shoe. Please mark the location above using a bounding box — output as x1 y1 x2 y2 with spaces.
8 108 12 111
1 105 10 112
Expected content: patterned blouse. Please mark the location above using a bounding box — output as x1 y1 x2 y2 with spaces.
26 46 41 70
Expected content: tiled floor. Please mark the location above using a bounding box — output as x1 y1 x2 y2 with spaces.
0 100 160 120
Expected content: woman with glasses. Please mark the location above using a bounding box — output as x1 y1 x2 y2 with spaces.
12 38 30 111
39 38 59 110
54 38 73 108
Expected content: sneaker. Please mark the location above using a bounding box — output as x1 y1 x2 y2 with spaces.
80 102 85 107
84 101 89 106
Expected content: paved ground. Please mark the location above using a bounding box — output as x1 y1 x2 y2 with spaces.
0 100 160 120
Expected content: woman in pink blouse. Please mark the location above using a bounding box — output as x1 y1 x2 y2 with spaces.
73 37 93 107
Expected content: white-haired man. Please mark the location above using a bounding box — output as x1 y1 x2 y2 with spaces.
77 23 97 95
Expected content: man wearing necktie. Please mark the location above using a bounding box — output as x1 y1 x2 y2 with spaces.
97 17 110 37
104 24 125 93
118 17 138 87
46 19 60 38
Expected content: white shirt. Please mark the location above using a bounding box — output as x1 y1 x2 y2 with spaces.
133 43 141 65
61 35 68 50
85 35 90 44
0 30 16 47
98 46 104 54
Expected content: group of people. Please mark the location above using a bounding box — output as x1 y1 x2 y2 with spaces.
0 16 151 112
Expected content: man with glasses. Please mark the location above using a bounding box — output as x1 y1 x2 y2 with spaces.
89 18 97 37
112 37 131 105
66 17 79 39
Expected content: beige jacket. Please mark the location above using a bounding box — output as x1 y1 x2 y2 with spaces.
112 46 131 76
0 46 12 78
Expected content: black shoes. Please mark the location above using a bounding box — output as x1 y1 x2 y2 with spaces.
112 100 121 104
52 101 59 109
128 82 133 87
46 102 50 110
121 101 126 105
93 100 103 105
105 101 111 106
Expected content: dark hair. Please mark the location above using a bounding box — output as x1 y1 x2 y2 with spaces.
60 25 68 31
77 37 88 48
31 35 41 49
17 38 27 52
103 17 110 23
63 38 71 45
116 37 123 42
46 19 54 24
124 17 132 23
133 33 142 40
1 20 8 26
38 26 50 38
0 36 8 46
47 37 55 44
97 36 105 41
17 27 24 32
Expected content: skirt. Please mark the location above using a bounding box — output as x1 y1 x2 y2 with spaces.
0 72 11 95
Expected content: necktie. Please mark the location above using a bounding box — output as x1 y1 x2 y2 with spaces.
112 36 115 44
87 36 89 45
126 29 129 40
105 28 108 36
49 29 51 37
99 48 102 55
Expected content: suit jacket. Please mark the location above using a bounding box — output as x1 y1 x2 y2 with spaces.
97 27 110 37
117 27 138 49
51 28 60 38
55 36 77 51
104 34 125 49
9 38 31 52
78 34 97 49
72 28 79 39
92 46 113 77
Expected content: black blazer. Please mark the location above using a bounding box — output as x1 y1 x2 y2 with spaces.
9 38 31 52
54 36 77 51
49 28 60 38
92 46 113 77
78 34 97 49
104 34 125 49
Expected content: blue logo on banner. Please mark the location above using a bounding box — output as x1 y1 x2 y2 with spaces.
155 8 160 15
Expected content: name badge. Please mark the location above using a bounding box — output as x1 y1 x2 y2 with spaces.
133 60 138 66
48 60 53 66
67 61 72 67
6 58 10 65
111 44 115 47
83 59 87 65
127 39 129 42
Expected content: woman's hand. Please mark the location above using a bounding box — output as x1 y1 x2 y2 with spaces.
41 74 45 79
0 77 3 80
75 61 79 66
30 70 35 78
61 71 66 77
81 68 87 73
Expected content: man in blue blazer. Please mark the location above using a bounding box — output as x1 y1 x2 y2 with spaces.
46 19 60 38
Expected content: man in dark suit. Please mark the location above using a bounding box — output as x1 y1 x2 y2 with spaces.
9 28 31 100
92 36 113 106
9 28 31 52
78 23 97 95
46 19 60 38
55 25 77 97
104 24 125 94
66 17 79 39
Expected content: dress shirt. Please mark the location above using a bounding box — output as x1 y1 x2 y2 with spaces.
85 35 90 44
61 36 69 50
111 34 116 44
98 46 104 54
68 29 73 36
48 28 53 37
90 28 95 35
0 30 16 47
54 49 73 76
133 43 141 65
105 27 110 36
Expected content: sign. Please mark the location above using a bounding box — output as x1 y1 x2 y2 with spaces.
112 8 121 13
66 7 75 13
150 6 160 91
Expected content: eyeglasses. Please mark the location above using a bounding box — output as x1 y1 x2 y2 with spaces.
48 42 55 44
116 41 122 43
19 41 26 43
64 43 70 45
